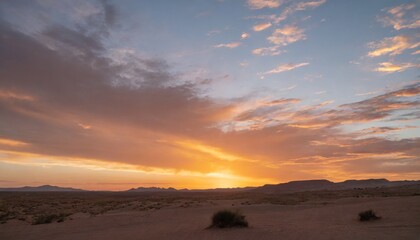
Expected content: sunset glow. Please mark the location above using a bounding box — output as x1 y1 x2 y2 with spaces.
0 0 419 190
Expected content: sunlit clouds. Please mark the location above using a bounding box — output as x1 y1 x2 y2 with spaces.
374 62 419 73
0 0 419 190
368 36 419 57
379 3 420 30
253 22 272 31
268 25 306 46
252 46 281 56
247 0 282 10
264 62 309 74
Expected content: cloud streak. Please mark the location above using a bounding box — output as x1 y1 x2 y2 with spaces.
253 22 272 31
374 62 419 73
264 62 309 74
214 42 242 48
368 36 419 57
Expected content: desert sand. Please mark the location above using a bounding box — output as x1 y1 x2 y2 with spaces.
1 192 419 240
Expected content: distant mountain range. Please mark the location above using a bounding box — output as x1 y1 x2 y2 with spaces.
1 179 419 193
252 179 420 194
0 185 86 192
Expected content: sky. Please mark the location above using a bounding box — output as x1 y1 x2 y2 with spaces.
0 0 419 190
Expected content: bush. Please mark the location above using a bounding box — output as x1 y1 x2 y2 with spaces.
32 213 71 225
359 210 380 222
208 210 248 228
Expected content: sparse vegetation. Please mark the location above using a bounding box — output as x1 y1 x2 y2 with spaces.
208 210 248 228
358 210 381 222
32 213 71 225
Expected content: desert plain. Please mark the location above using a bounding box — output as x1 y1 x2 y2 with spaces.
0 185 419 240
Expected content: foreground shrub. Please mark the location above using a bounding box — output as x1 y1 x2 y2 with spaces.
208 210 248 228
359 210 381 222
32 213 71 225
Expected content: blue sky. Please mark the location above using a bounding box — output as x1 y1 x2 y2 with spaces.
105 0 419 105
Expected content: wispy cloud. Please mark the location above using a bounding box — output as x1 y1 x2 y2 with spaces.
253 0 327 24
368 36 419 57
295 0 327 10
264 62 309 74
0 138 28 147
214 42 242 48
379 3 420 30
355 91 379 96
206 29 221 36
253 22 272 31
252 46 282 56
247 0 282 9
374 62 419 73
268 25 306 45
357 126 416 136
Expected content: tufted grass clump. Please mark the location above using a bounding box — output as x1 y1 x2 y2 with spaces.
208 210 248 228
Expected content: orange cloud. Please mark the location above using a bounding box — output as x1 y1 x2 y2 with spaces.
247 0 282 9
368 36 419 57
0 138 28 147
379 3 420 30
253 22 272 31
374 62 419 73
268 25 306 45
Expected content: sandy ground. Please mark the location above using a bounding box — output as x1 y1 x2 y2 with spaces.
0 196 419 240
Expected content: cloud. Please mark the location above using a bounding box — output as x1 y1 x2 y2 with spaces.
1 1 419 188
241 32 250 39
214 42 242 48
355 91 379 96
367 36 419 57
252 0 327 24
295 0 327 10
0 19 234 173
264 62 309 74
0 138 28 147
357 126 417 136
268 25 306 45
225 82 420 133
379 3 420 30
374 62 419 73
247 0 282 9
252 22 272 31
252 46 282 56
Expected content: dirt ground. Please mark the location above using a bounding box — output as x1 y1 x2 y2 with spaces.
0 195 419 240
